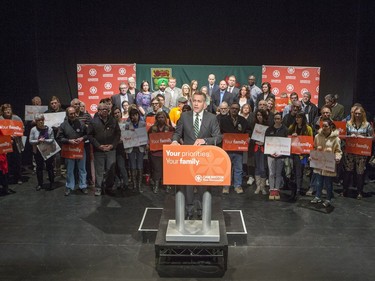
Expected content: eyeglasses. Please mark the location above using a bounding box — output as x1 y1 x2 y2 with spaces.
98 108 108 111
152 103 159 105
120 87 127 90
322 124 329 128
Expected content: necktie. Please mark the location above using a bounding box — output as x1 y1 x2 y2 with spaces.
194 113 200 138
229 87 232 93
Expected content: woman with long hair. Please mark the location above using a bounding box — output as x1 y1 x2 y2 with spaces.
136 80 152 116
148 111 174 193
234 85 251 108
342 105 373 199
288 112 313 200
181 83 191 105
190 80 199 97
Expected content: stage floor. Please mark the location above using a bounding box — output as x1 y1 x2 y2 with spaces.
0 167 374 281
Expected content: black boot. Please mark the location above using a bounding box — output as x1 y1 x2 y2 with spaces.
131 170 137 192
36 170 43 191
153 180 159 194
341 171 352 197
356 173 364 199
137 170 143 193
47 170 55 190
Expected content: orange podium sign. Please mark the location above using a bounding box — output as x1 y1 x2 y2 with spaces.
222 133 249 151
289 135 314 154
345 137 372 156
61 142 84 159
0 120 24 136
149 132 173 151
163 145 231 186
0 135 13 153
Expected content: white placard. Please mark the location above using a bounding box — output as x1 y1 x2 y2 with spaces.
37 140 61 160
121 127 148 149
251 123 269 142
25 105 48 121
309 150 336 173
264 136 291 156
43 112 66 128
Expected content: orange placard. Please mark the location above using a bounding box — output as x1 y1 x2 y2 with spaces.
61 142 84 159
275 97 289 113
319 120 346 138
146 116 155 132
163 145 231 186
289 135 314 154
0 135 13 154
149 132 173 151
345 137 372 156
222 133 249 151
0 120 24 136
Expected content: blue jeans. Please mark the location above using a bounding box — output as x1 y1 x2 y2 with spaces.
94 150 116 189
65 150 87 190
315 174 333 200
127 147 144 170
228 152 243 187
254 149 266 178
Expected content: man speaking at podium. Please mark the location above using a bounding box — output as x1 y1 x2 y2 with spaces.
171 91 222 219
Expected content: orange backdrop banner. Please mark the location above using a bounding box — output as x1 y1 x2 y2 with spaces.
289 135 314 154
149 132 173 151
163 145 231 186
345 137 372 156
76 64 136 116
262 65 320 106
222 133 249 151
0 120 24 136
0 135 13 154
61 142 84 159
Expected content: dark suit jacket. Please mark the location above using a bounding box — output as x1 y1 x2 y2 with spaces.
255 93 275 108
111 93 135 110
211 90 234 113
207 84 219 97
173 110 222 145
228 87 240 96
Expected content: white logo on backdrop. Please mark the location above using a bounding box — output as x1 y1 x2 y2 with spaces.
316 86 319 93
104 65 112 72
301 88 309 95
119 68 126 75
90 104 98 112
77 83 82 90
287 67 295 74
273 70 280 78
262 66 266 73
89 68 97 77
272 88 279 95
302 70 310 78
286 84 294 92
317 68 320 75
77 65 81 72
104 82 112 90
90 86 97 95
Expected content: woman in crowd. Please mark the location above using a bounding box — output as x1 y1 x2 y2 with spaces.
266 97 278 115
136 80 152 116
125 108 146 193
112 107 129 192
148 111 174 194
265 112 288 200
288 112 313 200
251 109 269 195
29 113 55 190
234 85 251 108
310 118 342 207
240 103 255 185
181 84 191 105
0 104 24 185
324 94 345 121
342 105 374 199
190 80 199 97
121 100 130 120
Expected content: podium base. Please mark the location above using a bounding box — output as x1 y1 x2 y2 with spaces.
166 219 220 242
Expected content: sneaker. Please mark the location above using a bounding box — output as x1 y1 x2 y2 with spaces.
266 179 270 186
36 185 42 191
306 188 314 196
81 188 88 194
94 188 101 196
357 193 362 200
247 176 255 185
64 188 70 196
310 197 322 204
234 186 244 194
17 180 23 185
269 190 275 200
222 186 230 194
323 200 331 207
274 190 280 200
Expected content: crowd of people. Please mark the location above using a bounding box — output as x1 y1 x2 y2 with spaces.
0 74 374 209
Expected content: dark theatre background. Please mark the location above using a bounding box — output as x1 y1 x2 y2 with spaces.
2 1 374 116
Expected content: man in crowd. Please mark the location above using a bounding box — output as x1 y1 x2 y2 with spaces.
87 103 120 196
282 100 302 128
282 92 299 117
247 75 262 109
127 77 139 100
211 80 233 114
301 91 319 126
227 75 239 96
111 82 134 112
207 73 219 97
152 79 171 109
165 77 182 108
169 96 188 128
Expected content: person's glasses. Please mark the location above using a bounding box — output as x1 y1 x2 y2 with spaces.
152 103 159 105
120 87 127 90
322 124 329 128
220 108 228 110
98 108 108 111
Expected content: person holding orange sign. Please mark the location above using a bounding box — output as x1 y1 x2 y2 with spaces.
148 111 174 194
288 112 313 201
172 91 222 220
342 105 374 199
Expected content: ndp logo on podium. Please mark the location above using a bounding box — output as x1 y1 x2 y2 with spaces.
163 145 231 186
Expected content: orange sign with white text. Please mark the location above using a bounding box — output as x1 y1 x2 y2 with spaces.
289 135 314 154
275 97 289 113
61 142 84 159
146 116 155 132
0 135 13 154
163 145 231 186
222 133 249 151
0 120 24 136
319 121 346 138
345 137 372 156
149 132 173 151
